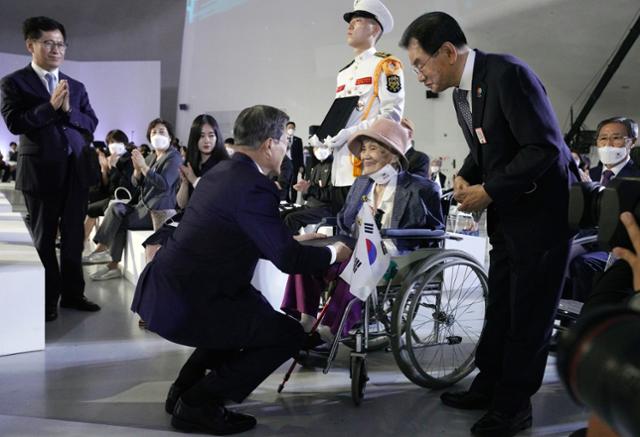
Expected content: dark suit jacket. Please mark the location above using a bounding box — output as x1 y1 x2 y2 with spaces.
131 153 332 347
290 136 304 175
337 171 444 251
589 160 640 183
405 147 430 178
132 147 181 210
1 64 99 192
455 50 577 251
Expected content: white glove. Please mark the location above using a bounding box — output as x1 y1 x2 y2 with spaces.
324 129 350 149
308 134 323 148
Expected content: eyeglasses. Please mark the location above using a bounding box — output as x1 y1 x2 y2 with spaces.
596 134 629 147
37 40 68 52
411 49 439 76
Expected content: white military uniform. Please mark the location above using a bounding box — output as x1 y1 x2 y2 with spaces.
331 47 405 187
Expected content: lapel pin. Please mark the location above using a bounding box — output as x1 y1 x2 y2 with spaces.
476 86 483 98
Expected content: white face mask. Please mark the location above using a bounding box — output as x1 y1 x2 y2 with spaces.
430 166 440 174
150 134 171 151
287 128 295 136
368 163 398 185
598 146 628 166
225 146 235 156
108 142 126 156
313 147 331 161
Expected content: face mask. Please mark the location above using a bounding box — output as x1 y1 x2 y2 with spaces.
225 146 235 156
108 142 126 156
313 147 331 161
287 128 295 136
430 166 440 174
598 146 627 166
150 134 170 151
368 163 398 185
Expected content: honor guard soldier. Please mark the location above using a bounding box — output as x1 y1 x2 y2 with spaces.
313 0 405 212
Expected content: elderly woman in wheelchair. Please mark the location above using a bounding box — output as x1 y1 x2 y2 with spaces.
281 118 445 345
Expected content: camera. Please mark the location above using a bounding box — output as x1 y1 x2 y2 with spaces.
557 305 640 437
568 177 640 251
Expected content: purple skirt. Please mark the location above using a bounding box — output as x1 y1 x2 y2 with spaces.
281 259 362 336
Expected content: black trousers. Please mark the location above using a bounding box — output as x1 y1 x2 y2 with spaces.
22 157 88 310
175 291 306 404
469 228 571 413
281 205 332 233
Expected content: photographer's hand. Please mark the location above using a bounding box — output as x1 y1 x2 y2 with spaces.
612 212 640 291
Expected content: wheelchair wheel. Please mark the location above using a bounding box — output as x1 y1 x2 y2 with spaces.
350 355 368 406
390 250 488 389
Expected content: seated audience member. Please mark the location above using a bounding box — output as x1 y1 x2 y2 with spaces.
224 137 235 156
84 129 135 241
1 141 18 181
281 118 444 342
141 114 230 261
0 151 9 182
569 117 640 301
281 145 333 233
176 114 229 210
400 117 430 178
131 105 351 434
83 118 181 280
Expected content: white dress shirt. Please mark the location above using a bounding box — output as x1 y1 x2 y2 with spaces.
456 49 476 111
31 61 59 93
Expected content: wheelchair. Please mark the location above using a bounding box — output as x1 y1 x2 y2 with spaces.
280 192 490 405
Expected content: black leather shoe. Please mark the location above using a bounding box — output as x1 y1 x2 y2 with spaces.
471 404 532 437
60 297 101 312
45 309 58 322
171 398 257 435
165 383 185 414
440 390 491 410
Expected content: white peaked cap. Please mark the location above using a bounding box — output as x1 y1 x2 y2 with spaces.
343 0 394 34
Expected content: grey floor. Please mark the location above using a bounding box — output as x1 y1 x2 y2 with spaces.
0 183 589 437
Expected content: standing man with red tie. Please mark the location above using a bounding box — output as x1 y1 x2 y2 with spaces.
401 12 577 437
1 16 100 322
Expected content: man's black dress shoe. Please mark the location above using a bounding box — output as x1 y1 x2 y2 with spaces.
60 297 101 312
171 398 257 435
471 404 532 437
440 390 491 410
45 309 58 322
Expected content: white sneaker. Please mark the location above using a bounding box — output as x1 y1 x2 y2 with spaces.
82 250 112 265
90 266 121 281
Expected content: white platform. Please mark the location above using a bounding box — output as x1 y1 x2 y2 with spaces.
0 242 45 356
0 198 11 213
0 212 23 221
0 219 32 244
123 230 154 284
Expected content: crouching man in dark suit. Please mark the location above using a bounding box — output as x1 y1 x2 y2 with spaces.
1 16 100 322
131 105 352 435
